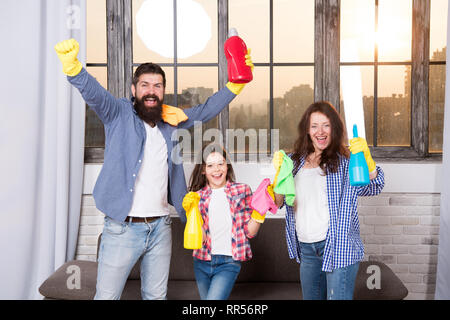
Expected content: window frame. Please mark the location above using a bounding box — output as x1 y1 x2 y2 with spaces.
84 0 443 163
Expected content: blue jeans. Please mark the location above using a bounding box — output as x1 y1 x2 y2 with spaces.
299 240 360 300
193 255 241 300
94 215 172 300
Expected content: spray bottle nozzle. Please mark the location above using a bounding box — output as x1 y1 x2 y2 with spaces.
353 124 358 139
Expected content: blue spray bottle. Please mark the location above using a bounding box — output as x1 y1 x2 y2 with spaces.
349 124 370 186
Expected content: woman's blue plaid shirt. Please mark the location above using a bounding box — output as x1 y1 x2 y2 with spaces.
284 153 385 272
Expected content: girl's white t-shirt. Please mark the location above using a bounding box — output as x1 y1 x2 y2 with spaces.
294 166 329 243
208 187 233 256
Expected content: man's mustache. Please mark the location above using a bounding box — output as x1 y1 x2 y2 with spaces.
141 94 161 105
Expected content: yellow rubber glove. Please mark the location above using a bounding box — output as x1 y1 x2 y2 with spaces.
54 38 83 77
182 192 201 216
349 137 376 173
225 49 254 95
251 183 275 224
251 210 266 223
272 150 284 187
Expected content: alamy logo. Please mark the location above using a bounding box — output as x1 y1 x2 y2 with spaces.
366 264 381 290
66 5 81 30
66 265 81 290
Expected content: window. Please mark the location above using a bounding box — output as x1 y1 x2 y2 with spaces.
340 0 446 158
429 0 448 153
228 0 315 154
341 0 412 151
85 0 107 152
84 0 445 162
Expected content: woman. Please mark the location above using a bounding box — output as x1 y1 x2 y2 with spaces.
274 101 385 300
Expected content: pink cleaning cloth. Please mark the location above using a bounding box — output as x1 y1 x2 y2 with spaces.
251 178 278 215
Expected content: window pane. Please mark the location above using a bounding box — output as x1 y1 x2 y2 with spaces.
429 65 445 153
229 0 269 63
229 67 270 153
378 0 412 62
274 0 314 63
176 67 218 155
341 0 375 62
177 67 218 110
85 68 107 147
133 0 174 63
87 0 107 63
133 0 217 64
340 66 374 146
430 0 448 61
377 65 411 146
177 0 217 63
274 67 314 152
87 67 107 89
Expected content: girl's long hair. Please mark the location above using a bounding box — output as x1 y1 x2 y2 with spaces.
291 101 349 174
188 143 236 192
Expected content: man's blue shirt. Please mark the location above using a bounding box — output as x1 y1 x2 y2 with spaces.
69 68 236 222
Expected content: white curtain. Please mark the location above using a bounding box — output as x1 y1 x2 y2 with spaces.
0 0 86 299
435 2 450 300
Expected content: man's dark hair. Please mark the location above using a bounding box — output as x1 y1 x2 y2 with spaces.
132 63 166 88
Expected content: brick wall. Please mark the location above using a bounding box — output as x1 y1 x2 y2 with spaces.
75 192 441 300
359 193 440 300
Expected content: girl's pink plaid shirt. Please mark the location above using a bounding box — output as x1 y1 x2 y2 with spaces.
193 181 254 261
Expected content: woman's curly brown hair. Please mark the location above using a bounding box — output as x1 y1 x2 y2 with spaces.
290 101 349 174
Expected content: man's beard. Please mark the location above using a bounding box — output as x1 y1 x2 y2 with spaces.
134 94 163 124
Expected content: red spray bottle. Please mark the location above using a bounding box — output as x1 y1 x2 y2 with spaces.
224 28 253 83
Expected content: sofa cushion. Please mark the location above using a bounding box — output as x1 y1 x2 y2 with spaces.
38 259 143 300
38 260 97 300
40 217 408 300
167 280 200 300
238 219 299 282
230 282 302 300
354 261 408 300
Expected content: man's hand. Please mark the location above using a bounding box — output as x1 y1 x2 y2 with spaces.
54 38 83 77
349 137 376 173
226 49 254 95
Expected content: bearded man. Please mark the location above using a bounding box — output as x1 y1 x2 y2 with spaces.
54 38 253 300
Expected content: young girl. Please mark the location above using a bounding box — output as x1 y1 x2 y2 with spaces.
188 143 262 300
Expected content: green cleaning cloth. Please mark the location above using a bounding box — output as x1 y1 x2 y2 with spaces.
273 150 296 206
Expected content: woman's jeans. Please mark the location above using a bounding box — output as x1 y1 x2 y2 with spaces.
95 215 172 300
193 255 241 300
299 240 360 300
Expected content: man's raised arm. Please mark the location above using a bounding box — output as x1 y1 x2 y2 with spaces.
54 38 120 125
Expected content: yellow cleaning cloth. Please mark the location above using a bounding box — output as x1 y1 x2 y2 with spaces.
162 104 188 126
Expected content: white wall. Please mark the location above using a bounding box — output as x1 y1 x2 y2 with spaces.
83 161 443 195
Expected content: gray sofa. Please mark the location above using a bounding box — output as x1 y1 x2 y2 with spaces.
39 217 408 300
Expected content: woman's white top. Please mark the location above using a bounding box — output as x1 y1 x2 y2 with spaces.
294 166 330 243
